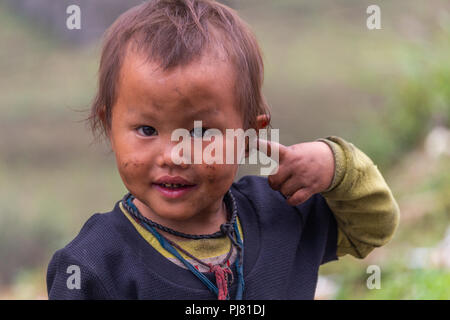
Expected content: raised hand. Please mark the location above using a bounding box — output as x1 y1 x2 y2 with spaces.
256 138 335 206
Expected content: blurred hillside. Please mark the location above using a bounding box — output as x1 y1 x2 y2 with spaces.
0 0 449 299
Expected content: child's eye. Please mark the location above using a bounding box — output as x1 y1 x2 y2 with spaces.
189 127 210 138
137 126 157 137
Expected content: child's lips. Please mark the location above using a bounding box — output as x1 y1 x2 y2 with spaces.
153 175 194 185
152 183 198 199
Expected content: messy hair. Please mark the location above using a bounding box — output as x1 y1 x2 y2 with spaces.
88 0 271 141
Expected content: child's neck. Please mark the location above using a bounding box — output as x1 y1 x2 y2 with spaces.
133 198 228 243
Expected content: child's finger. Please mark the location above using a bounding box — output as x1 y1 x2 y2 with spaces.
277 175 304 198
255 138 289 161
286 188 313 206
267 169 292 191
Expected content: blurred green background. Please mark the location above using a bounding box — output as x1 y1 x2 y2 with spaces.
0 0 449 299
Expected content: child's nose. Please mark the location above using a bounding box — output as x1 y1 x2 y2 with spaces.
156 140 189 169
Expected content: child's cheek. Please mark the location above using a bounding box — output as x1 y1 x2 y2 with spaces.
203 140 229 177
203 163 237 190
204 164 216 184
201 137 239 187
118 158 148 186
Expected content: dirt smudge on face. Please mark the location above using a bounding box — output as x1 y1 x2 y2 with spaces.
121 159 146 172
205 164 216 183
119 159 146 185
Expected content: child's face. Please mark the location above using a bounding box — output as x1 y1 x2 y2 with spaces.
109 48 246 225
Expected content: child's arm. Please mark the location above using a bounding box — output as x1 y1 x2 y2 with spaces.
316 136 400 258
257 135 400 259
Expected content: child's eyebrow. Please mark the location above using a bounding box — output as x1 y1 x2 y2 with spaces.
126 108 157 119
126 105 219 120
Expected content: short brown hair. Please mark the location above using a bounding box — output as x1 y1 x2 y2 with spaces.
88 0 271 141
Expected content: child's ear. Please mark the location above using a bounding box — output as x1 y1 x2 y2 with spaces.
99 106 115 152
107 128 114 152
244 114 271 157
255 114 270 130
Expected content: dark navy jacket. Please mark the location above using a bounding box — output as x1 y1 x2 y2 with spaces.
47 175 338 299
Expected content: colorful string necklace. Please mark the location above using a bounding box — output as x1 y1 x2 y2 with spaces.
121 190 245 300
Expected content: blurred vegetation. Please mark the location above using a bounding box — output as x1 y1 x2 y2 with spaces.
352 30 450 169
0 0 449 299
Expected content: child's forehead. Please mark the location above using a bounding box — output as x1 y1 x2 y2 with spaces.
123 45 232 80
117 47 237 109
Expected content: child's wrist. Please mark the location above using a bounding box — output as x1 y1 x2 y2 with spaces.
315 137 347 193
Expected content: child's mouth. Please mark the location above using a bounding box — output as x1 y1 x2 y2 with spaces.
152 183 197 199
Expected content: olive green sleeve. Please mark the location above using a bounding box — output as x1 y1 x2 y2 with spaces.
316 136 400 259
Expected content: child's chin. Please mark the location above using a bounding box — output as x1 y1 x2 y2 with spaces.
155 207 197 222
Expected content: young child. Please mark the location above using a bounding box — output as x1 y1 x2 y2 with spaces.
47 0 400 300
